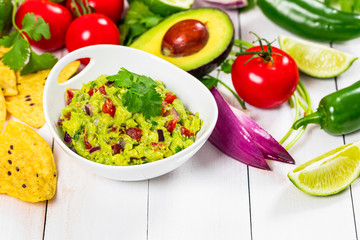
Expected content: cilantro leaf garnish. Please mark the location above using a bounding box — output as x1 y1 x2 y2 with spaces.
0 31 29 70
21 50 57 75
0 3 57 75
21 13 51 41
109 69 163 119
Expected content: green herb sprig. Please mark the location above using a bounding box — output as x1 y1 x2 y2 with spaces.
0 0 57 75
108 68 163 119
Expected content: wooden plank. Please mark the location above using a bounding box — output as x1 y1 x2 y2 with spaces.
240 5 356 240
44 142 149 240
0 43 62 240
334 38 360 238
147 142 251 240
147 5 251 240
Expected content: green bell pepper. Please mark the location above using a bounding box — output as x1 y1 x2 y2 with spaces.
293 81 360 135
0 0 12 37
258 0 360 41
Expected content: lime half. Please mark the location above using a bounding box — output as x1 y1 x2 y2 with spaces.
279 35 358 78
288 141 360 196
141 0 194 16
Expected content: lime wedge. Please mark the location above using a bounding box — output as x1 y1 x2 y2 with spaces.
279 35 358 78
288 141 360 196
141 0 194 16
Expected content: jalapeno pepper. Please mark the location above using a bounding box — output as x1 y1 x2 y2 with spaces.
258 0 360 42
0 0 13 37
293 81 360 135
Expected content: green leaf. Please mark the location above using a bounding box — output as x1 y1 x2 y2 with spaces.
1 33 29 70
199 75 218 90
220 59 234 74
123 91 142 113
130 81 148 95
141 16 163 28
0 31 18 48
110 71 133 88
141 90 162 118
120 0 164 46
138 75 157 88
20 50 57 75
21 13 50 41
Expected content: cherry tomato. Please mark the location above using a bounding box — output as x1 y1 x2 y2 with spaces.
15 0 73 51
65 13 120 64
65 0 124 23
231 46 299 108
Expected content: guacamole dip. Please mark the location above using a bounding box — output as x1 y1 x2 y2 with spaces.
58 68 203 166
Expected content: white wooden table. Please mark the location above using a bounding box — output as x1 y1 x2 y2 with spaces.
2 2 360 240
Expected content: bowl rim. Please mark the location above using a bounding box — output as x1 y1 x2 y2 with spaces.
43 45 218 171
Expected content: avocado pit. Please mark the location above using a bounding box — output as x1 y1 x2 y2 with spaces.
161 19 209 57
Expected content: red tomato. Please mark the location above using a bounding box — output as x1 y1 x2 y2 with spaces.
126 128 142 141
231 46 299 108
102 98 116 117
15 0 73 51
65 0 124 23
164 92 177 104
65 13 120 64
165 120 177 134
180 126 194 137
84 135 92 149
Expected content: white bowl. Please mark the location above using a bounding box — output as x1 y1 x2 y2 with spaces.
43 45 218 181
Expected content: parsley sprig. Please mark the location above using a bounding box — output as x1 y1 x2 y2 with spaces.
108 68 163 119
0 0 57 75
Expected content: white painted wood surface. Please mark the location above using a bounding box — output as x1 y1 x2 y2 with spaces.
1 2 360 240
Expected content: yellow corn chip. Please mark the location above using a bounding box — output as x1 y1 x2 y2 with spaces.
0 60 18 96
0 47 10 57
5 62 80 128
0 120 57 202
0 89 5 133
57 61 80 83
6 69 50 128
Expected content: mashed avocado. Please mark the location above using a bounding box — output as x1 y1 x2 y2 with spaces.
58 68 203 166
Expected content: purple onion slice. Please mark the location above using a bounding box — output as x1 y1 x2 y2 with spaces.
209 88 269 170
85 104 94 116
157 129 165 142
205 0 248 9
64 132 72 143
229 105 295 164
90 146 101 154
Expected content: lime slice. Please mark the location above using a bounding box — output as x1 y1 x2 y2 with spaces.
279 35 358 78
141 0 194 16
288 141 360 196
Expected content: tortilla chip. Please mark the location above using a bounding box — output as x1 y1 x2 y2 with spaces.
5 62 80 128
0 120 57 202
57 61 80 83
0 89 5 133
5 69 50 128
0 60 18 96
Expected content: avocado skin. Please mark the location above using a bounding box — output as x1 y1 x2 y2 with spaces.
189 35 234 78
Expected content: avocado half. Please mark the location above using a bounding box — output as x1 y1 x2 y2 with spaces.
130 8 234 78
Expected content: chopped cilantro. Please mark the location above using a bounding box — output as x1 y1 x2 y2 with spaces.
175 146 183 153
109 68 163 119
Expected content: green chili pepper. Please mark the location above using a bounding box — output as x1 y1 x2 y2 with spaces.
293 81 360 135
258 0 360 42
0 0 12 37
